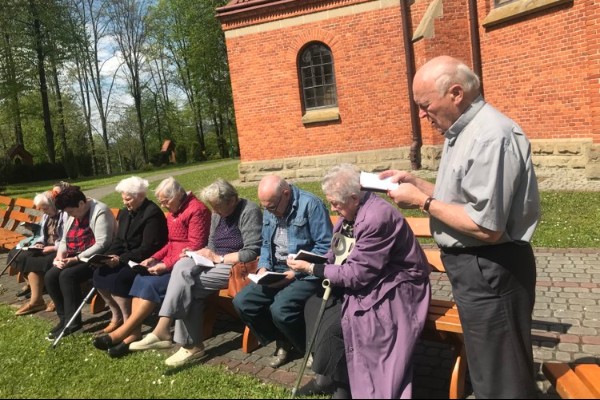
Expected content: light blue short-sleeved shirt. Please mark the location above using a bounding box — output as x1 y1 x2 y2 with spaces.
432 96 540 248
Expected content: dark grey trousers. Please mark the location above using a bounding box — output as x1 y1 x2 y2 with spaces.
441 241 537 399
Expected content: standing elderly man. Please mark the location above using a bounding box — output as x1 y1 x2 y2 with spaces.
381 55 540 398
232 175 333 368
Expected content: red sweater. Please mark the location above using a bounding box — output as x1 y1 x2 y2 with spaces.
151 193 211 269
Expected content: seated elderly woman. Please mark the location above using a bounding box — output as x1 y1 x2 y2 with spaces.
127 178 262 367
287 164 431 399
12 181 70 302
92 177 211 358
11 190 65 316
92 176 168 334
45 186 116 339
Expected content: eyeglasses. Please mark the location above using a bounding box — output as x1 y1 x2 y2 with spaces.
158 197 172 207
263 195 283 213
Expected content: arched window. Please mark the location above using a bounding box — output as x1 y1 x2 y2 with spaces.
298 43 338 111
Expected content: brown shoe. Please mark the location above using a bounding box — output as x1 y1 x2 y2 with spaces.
15 302 47 316
103 319 123 334
45 301 55 312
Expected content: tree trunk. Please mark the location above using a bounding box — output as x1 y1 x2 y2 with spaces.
29 0 55 163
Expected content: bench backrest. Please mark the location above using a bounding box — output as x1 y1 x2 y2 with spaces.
329 214 443 273
0 196 41 232
0 195 15 228
405 217 444 273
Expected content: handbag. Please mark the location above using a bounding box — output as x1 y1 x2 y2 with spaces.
227 258 259 298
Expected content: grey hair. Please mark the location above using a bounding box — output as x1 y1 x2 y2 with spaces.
435 60 481 96
321 164 361 203
33 190 56 210
154 177 185 200
201 179 239 206
115 176 149 196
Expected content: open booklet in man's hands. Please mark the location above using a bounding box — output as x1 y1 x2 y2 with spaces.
185 251 215 267
359 171 399 193
288 250 328 264
248 272 288 285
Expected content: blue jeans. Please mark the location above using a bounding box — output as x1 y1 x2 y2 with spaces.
232 277 320 353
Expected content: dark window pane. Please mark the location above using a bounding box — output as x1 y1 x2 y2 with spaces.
298 43 338 110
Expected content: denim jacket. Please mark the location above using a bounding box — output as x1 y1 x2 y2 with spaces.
259 185 332 279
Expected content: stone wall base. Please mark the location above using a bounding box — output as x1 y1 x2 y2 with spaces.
238 139 599 183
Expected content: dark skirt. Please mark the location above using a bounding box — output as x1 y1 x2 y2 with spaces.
129 272 171 304
305 289 349 385
93 264 139 298
8 248 56 275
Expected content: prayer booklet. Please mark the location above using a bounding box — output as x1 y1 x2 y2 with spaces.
289 250 328 264
128 260 150 274
80 254 113 264
248 272 288 285
22 246 43 253
359 171 399 193
185 251 215 267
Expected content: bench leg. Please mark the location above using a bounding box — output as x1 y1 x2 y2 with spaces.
203 303 218 340
449 344 467 399
242 326 259 353
89 293 106 314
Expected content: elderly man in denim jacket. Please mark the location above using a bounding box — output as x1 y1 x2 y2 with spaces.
233 175 333 368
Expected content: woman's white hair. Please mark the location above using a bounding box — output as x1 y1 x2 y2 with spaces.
115 176 149 196
33 190 56 210
321 163 361 203
154 177 185 200
201 179 238 207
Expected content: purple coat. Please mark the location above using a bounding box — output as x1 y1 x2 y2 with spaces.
324 192 431 398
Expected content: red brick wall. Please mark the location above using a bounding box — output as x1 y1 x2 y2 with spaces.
225 5 414 161
222 0 600 163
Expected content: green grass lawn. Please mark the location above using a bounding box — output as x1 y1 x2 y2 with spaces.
0 305 288 398
4 161 599 248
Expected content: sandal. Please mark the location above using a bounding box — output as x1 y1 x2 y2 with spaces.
45 301 55 312
15 302 47 316
103 319 123 334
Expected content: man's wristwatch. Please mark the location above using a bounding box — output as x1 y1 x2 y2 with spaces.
422 197 434 214
308 263 315 275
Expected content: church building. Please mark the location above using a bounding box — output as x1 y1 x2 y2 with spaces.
216 0 600 181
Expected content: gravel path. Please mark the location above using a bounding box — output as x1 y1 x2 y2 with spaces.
84 159 239 200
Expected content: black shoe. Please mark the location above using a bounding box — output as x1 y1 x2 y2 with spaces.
46 322 64 341
269 340 292 368
296 376 335 396
47 324 81 340
107 342 130 358
93 335 114 351
16 286 31 298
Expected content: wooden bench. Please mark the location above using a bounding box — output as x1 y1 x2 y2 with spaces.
0 196 41 253
405 217 466 399
543 362 600 398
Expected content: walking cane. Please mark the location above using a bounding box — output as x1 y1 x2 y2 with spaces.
0 247 25 279
0 230 39 279
51 286 96 349
290 279 332 398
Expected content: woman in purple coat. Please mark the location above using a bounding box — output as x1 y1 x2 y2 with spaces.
288 163 431 399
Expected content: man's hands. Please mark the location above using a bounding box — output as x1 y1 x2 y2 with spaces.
380 169 431 210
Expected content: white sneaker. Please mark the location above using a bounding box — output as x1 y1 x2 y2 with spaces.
165 347 205 367
129 333 173 351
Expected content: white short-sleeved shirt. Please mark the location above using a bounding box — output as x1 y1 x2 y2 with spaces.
432 96 540 248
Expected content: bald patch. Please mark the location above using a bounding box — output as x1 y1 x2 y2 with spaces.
258 175 285 202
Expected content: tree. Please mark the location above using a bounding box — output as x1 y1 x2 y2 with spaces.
107 0 151 164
